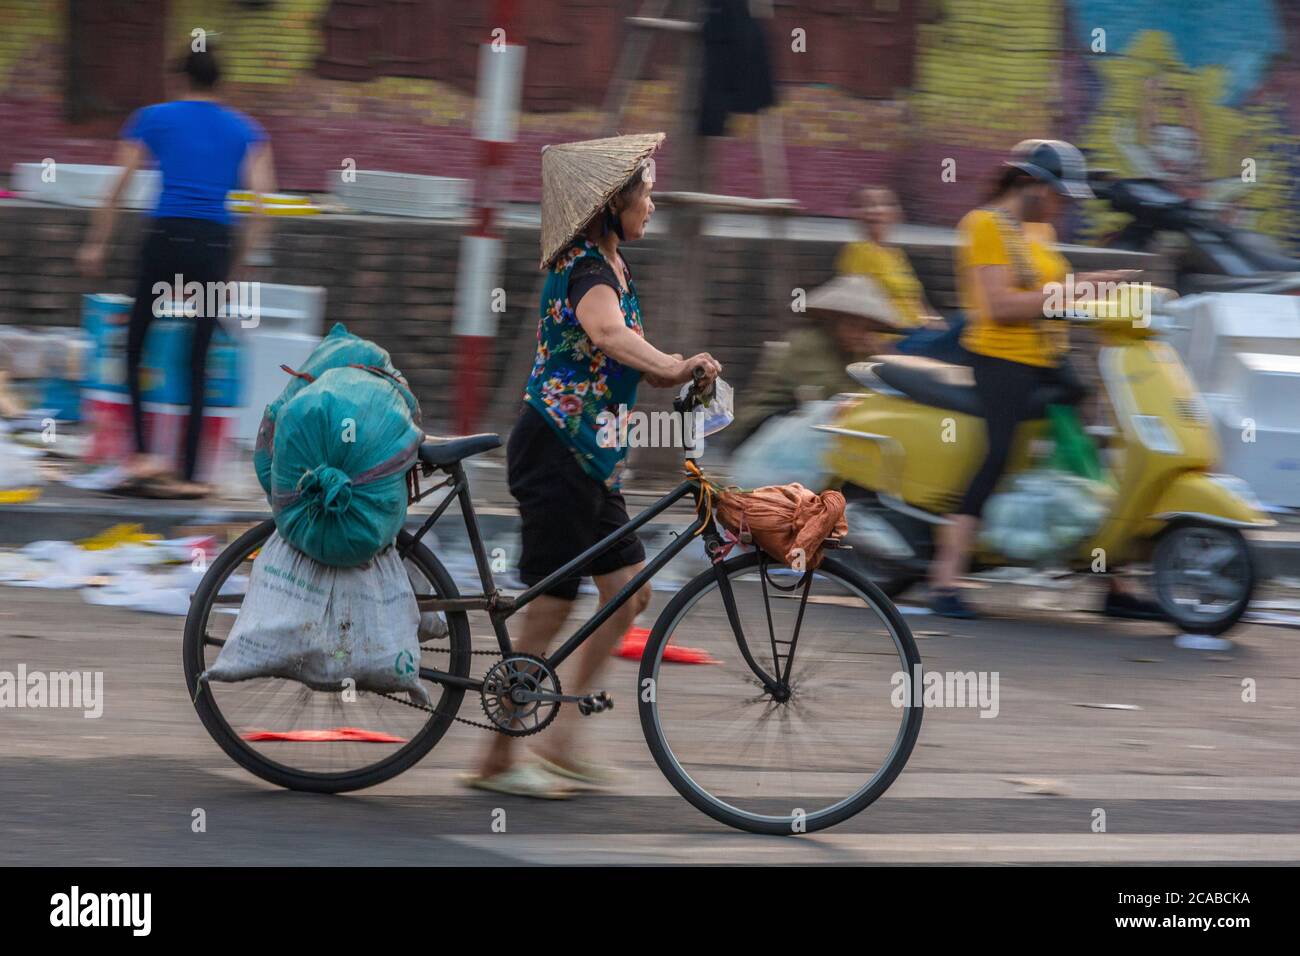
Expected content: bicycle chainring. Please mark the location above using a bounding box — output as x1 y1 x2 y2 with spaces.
480 653 562 737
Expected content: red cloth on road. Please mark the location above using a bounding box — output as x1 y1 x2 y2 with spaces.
241 727 406 743
612 626 720 664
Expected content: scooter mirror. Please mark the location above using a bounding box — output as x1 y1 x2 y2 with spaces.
846 361 881 387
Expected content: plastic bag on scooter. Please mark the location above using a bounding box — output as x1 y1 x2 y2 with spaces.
201 532 430 705
979 469 1112 563
728 400 839 492
1047 405 1104 482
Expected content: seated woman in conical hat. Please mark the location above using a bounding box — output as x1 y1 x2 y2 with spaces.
729 273 897 447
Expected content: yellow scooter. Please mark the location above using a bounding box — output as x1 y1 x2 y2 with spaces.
819 294 1273 635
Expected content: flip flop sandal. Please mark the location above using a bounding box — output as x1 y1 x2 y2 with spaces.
459 764 573 800
101 474 158 498
534 755 618 791
135 477 210 500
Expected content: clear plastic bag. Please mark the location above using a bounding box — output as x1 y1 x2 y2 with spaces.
728 400 839 492
979 470 1113 564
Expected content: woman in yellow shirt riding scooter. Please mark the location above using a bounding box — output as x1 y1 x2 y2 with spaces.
929 139 1160 621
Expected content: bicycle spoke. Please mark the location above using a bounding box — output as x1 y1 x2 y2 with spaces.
642 552 921 832
188 523 470 786
780 571 814 686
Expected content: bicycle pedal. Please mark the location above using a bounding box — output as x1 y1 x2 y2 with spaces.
577 692 614 716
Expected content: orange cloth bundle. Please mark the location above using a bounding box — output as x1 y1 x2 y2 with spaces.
715 483 848 570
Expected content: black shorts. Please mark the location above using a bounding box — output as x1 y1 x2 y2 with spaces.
507 404 646 600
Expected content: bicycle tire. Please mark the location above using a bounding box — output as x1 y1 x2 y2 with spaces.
182 519 472 793
637 549 923 835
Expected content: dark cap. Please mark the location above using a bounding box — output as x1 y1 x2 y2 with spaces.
1005 139 1094 200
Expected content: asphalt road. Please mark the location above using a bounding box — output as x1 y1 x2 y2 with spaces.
1 577 1298 866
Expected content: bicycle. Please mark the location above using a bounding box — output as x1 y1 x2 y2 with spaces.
183 378 923 835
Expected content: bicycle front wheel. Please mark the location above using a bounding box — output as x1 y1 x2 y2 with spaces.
639 550 922 834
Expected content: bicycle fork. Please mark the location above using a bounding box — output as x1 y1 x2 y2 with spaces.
706 535 806 701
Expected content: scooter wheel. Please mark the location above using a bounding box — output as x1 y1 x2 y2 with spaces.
839 549 921 599
1152 523 1254 636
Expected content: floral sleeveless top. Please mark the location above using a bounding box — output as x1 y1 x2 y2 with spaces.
523 241 644 489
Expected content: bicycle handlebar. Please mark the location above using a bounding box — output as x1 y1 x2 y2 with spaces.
673 365 715 413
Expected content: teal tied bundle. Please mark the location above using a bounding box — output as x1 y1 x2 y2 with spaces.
296 465 354 515
254 323 420 499
271 365 421 567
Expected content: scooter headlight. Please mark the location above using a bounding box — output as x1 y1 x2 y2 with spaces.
1130 414 1183 455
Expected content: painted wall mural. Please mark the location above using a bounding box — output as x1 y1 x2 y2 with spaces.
900 0 1299 250
0 0 1297 251
1064 1 1299 250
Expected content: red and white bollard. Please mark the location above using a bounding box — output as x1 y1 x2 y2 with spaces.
452 1 525 436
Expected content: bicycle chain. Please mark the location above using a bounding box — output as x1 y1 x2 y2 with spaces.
374 643 509 733
375 687 502 733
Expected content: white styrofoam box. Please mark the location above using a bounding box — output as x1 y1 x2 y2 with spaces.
1210 399 1300 509
152 283 325 338
229 283 327 338
12 163 161 210
1213 352 1300 431
0 327 52 378
231 330 320 444
334 170 470 219
1164 293 1300 393
32 327 95 380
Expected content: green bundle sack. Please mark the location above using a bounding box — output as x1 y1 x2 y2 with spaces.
270 366 422 567
254 323 420 497
1047 404 1105 483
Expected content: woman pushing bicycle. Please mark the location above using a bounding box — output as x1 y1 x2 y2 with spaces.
182 133 921 833
468 133 721 799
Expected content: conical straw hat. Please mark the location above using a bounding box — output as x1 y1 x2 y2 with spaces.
804 275 905 331
539 132 665 269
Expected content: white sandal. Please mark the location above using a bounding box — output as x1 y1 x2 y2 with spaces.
460 764 573 800
534 755 618 791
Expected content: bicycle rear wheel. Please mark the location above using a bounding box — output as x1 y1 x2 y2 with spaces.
182 520 472 793
638 550 922 834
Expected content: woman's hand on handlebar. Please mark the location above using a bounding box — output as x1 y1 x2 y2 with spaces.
647 352 722 388
677 353 722 388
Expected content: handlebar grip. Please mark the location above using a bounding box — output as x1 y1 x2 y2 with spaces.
674 365 714 413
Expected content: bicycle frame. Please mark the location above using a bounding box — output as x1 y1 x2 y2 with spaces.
401 460 729 694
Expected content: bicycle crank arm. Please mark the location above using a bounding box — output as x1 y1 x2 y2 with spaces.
512 689 614 715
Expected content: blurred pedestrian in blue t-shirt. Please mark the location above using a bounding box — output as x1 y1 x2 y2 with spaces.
78 44 276 498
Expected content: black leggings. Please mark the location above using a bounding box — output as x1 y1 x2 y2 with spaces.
127 218 232 481
956 353 1087 518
